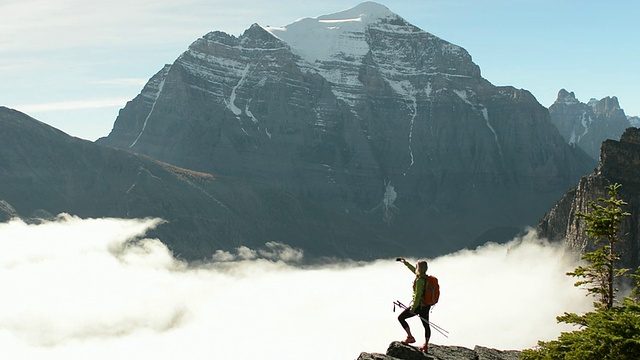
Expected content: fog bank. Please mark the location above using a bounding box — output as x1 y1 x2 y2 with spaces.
0 215 592 359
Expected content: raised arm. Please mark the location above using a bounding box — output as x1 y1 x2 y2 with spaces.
397 258 416 273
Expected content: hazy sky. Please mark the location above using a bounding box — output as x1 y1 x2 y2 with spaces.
0 215 593 359
2 0 639 141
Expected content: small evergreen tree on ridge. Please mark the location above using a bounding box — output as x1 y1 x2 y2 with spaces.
521 183 640 359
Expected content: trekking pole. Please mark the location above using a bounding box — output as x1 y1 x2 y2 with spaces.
393 300 449 337
393 300 449 338
394 301 449 337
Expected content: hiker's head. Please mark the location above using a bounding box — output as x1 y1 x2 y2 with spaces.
415 260 428 276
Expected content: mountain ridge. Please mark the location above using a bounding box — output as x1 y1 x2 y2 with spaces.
97 2 594 256
549 89 631 160
1 106 401 261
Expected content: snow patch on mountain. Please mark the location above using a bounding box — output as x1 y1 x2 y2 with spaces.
264 2 394 64
386 79 421 171
130 65 171 148
222 64 252 135
568 112 593 145
245 103 258 124
262 2 415 109
371 181 398 225
226 65 249 116
454 89 503 159
264 13 368 64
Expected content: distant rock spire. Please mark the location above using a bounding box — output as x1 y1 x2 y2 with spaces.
550 89 631 160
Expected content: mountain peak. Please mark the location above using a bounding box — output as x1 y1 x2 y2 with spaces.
549 90 630 160
556 89 579 105
262 2 412 64
316 1 396 23
98 2 593 259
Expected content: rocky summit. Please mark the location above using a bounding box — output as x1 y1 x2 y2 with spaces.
538 127 640 270
549 89 631 160
97 2 594 257
358 342 520 360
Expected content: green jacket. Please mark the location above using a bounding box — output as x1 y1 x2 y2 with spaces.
403 261 426 311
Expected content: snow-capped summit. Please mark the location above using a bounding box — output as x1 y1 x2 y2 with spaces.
318 1 396 22
263 2 416 66
262 1 477 110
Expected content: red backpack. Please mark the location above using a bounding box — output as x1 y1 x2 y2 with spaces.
421 275 440 306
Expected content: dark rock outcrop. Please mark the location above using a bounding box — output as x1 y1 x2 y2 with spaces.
0 106 401 261
98 2 594 256
358 342 520 360
549 89 631 160
0 199 18 222
538 127 640 270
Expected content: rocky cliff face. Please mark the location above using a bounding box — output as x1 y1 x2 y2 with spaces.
549 89 631 160
0 200 18 222
98 2 594 255
0 106 401 261
358 342 520 360
538 127 640 270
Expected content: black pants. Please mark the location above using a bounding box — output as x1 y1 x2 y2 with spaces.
398 305 431 340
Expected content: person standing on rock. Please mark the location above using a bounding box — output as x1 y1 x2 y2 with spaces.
396 257 431 352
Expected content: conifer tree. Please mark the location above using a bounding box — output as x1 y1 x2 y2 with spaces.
569 183 630 309
521 183 640 359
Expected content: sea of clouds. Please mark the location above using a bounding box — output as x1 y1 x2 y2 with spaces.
0 215 593 359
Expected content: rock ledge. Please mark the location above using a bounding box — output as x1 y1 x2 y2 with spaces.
358 341 520 360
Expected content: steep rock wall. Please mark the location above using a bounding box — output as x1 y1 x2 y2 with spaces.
538 127 640 270
98 4 594 256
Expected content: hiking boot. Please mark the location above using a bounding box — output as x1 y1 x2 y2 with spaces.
400 336 416 344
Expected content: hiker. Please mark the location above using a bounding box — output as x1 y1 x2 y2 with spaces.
396 257 431 352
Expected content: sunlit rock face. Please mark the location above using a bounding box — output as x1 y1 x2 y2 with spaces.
549 89 631 160
99 2 593 255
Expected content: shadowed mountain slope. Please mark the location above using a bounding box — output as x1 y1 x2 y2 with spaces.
0 106 400 261
538 127 640 270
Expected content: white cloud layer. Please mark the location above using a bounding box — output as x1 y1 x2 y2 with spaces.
0 215 593 359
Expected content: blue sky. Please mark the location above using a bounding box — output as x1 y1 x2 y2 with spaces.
2 0 638 141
